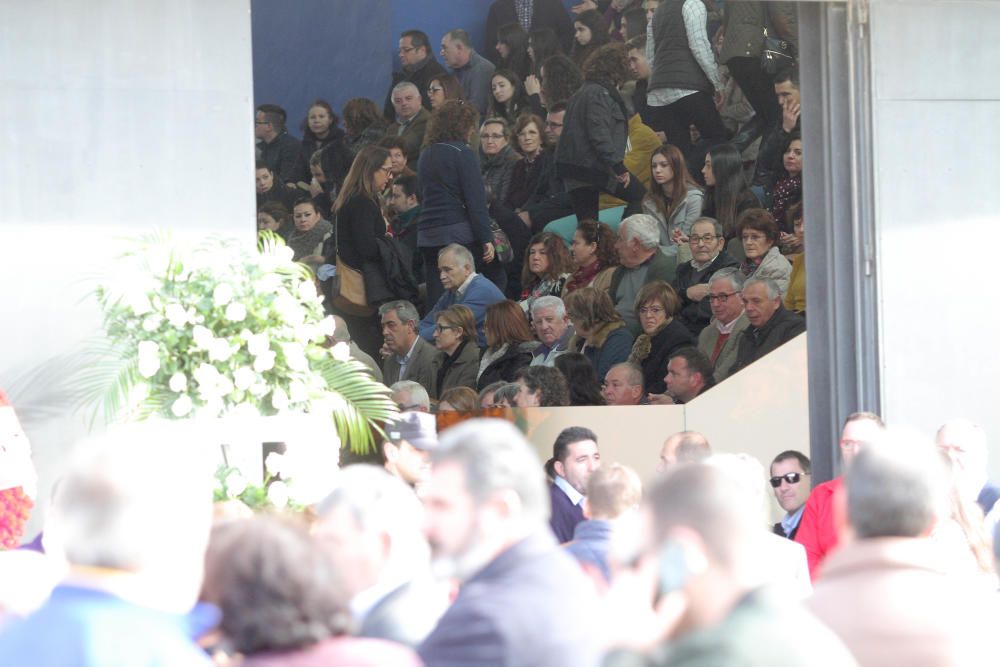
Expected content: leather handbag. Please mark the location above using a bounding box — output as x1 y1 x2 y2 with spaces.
333 256 375 316
761 12 796 75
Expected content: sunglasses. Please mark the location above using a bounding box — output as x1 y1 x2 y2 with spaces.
769 472 809 488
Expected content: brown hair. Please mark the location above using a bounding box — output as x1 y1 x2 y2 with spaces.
424 99 480 145
521 232 572 290
485 300 535 349
430 74 466 103
564 286 621 334
332 145 389 213
341 97 387 137
583 41 628 86
633 280 681 322
513 112 546 152
436 304 477 344
645 144 701 222
574 219 619 267
439 387 479 412
737 208 780 245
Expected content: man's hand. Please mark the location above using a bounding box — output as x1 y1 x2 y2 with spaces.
517 210 532 229
647 393 676 405
525 75 541 96
308 178 323 197
782 99 801 133
686 284 711 301
572 0 598 14
483 242 496 264
671 228 689 246
616 172 631 187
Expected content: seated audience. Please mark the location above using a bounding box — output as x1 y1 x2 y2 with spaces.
702 143 761 241
314 464 447 647
439 29 494 114
564 219 619 297
203 517 421 667
545 426 602 543
642 144 705 257
386 81 432 164
478 300 538 389
514 365 571 407
378 135 415 179
390 380 431 413
287 198 332 265
488 69 540 126
255 162 297 211
343 97 389 157
738 208 792 296
431 305 481 397
555 352 607 406
291 99 352 191
257 201 292 239
783 202 806 316
628 281 694 394
493 382 521 407
419 244 505 348
478 380 508 408
418 419 600 667
672 217 740 335
0 435 214 665
527 28 563 76
767 132 803 226
255 103 301 183
479 117 520 209
807 432 997 666
426 74 466 112
330 315 383 381
657 430 712 472
387 173 424 283
770 450 812 540
495 22 533 81
732 276 804 373
520 232 572 312
565 463 642 583
602 361 645 406
381 412 438 488
697 267 749 381
384 29 447 118
609 214 677 334
753 67 803 187
381 301 437 391
438 386 479 412
620 5 647 40
653 346 715 405
565 287 635 383
529 295 574 366
570 9 610 69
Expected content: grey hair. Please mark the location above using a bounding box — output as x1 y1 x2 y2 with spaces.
530 295 566 319
392 81 420 97
493 382 520 405
692 216 724 239
478 381 508 404
480 116 511 139
709 267 744 292
379 300 420 325
390 380 430 411
846 427 950 539
317 465 429 575
431 419 549 526
743 276 780 300
609 361 643 387
445 28 472 48
439 243 474 270
619 214 660 249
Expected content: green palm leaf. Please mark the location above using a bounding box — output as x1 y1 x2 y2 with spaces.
315 356 397 454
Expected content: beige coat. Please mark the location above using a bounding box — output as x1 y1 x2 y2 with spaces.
698 312 750 382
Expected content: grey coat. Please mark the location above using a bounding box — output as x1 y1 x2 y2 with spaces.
382 335 438 394
720 1 799 63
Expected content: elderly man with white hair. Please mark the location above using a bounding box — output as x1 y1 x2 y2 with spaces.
608 214 678 335
529 295 574 366
418 244 504 348
386 80 432 163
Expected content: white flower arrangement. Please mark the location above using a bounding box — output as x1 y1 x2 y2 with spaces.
82 232 396 454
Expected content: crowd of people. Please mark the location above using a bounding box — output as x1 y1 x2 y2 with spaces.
254 0 808 410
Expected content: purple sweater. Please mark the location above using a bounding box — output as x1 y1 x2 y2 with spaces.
548 483 584 544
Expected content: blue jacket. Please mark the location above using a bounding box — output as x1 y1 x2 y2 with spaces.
418 530 601 667
417 141 494 248
419 274 505 348
565 519 613 582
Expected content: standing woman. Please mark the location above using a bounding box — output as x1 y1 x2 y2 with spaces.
496 23 533 81
520 232 572 313
329 145 393 358
292 99 351 193
557 42 646 223
564 219 619 297
702 143 760 242
642 144 704 256
418 100 502 305
571 9 611 69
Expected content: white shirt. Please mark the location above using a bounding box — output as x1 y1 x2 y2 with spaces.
455 271 477 298
395 336 420 380
716 311 746 335
554 475 584 507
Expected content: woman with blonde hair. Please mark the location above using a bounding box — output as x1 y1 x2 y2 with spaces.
628 281 694 394
564 287 634 382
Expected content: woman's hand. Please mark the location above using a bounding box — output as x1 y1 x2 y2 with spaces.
525 75 541 96
616 172 631 188
308 178 323 197
518 210 532 229
483 242 496 264
779 231 802 254
572 0 598 14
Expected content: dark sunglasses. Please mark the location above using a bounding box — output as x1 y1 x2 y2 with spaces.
769 472 809 488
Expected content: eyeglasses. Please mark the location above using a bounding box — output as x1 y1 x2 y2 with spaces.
255 120 270 125
428 86 443 93
769 472 809 488
689 234 718 244
742 233 767 243
638 306 665 316
398 46 416 54
434 324 458 333
708 292 737 302
545 121 563 128
379 166 394 174
481 133 505 140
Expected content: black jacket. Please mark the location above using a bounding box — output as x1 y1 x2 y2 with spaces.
477 341 537 390
672 251 740 336
557 82 630 186
732 305 805 373
258 131 301 183
484 0 574 63
638 320 695 394
383 57 448 120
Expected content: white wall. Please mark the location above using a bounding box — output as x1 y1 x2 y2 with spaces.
870 0 1000 478
0 0 254 532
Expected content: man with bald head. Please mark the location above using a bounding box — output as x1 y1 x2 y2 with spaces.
657 430 711 473
602 362 645 406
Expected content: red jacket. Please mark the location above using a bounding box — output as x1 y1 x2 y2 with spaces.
794 477 842 580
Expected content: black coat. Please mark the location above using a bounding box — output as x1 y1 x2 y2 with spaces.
383 57 448 120
732 305 805 373
477 342 537 390
638 320 695 394
484 0 575 63
672 251 740 336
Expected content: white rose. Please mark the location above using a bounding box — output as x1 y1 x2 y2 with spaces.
225 301 247 322
213 283 234 307
288 379 308 404
253 350 276 373
209 338 236 363
141 314 162 332
249 382 268 397
298 280 317 302
170 394 193 418
247 333 270 357
168 372 188 392
239 328 253 341
164 303 188 328
254 273 281 294
123 288 153 316
233 366 255 391
225 471 247 498
193 363 221 395
192 325 213 349
216 374 235 397
276 245 294 263
281 343 308 372
136 341 160 378
264 452 286 478
273 292 305 326
331 342 352 362
271 386 289 411
318 315 336 337
267 481 289 509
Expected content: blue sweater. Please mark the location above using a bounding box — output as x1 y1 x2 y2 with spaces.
416 141 493 248
419 274 505 348
549 483 585 544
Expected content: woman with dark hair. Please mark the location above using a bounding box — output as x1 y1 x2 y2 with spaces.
479 117 520 208
418 100 501 303
783 202 806 315
496 22 532 81
201 517 421 667
288 198 332 266
628 281 694 394
556 42 646 222
539 55 584 108
257 201 292 239
571 9 611 69
528 28 563 75
520 232 572 312
487 69 541 126
342 97 389 157
702 143 760 241
737 208 792 295
564 286 634 382
329 145 393 357
438 386 479 412
767 132 803 230
427 74 466 111
554 352 606 406
432 304 481 397
642 144 704 256
513 365 570 407
564 219 619 296
477 300 538 389
292 99 352 193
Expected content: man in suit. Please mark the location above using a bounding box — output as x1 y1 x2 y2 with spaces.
385 82 431 165
609 215 678 336
418 419 600 667
315 465 448 649
698 267 750 382
419 244 504 348
731 277 805 374
384 29 447 119
381 300 437 391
